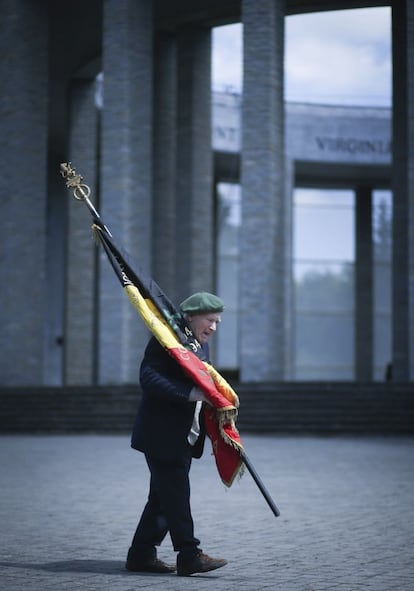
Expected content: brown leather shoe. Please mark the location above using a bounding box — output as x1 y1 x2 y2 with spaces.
177 551 228 576
125 557 176 574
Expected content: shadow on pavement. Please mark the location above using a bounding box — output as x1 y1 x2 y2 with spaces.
0 559 130 575
0 559 223 579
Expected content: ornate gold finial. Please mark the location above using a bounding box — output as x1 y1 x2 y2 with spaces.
60 161 112 236
60 162 91 200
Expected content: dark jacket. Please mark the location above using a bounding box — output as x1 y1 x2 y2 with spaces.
131 336 207 460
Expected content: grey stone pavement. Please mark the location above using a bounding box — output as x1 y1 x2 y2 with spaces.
0 434 413 591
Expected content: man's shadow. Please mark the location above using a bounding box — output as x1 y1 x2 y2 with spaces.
0 559 129 575
0 559 220 578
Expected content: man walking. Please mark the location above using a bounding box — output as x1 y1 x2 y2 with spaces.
126 292 228 577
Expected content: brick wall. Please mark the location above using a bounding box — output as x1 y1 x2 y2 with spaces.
1 383 412 434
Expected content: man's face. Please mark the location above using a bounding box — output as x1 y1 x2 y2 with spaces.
187 312 221 344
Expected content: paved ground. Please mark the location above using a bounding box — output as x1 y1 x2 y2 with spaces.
0 433 413 591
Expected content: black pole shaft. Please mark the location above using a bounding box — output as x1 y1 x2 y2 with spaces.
241 451 280 517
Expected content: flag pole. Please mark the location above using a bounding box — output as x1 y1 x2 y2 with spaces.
241 451 280 517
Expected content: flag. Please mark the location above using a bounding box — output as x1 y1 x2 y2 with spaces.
60 162 280 515
93 224 244 486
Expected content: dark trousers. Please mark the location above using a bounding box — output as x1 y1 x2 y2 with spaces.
128 449 201 562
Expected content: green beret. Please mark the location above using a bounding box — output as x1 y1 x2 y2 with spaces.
179 292 224 314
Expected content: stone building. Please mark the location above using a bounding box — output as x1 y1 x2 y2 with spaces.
0 0 412 390
213 94 392 382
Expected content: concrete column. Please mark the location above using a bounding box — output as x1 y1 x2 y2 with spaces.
65 79 99 385
175 26 214 303
0 0 48 385
99 0 153 384
391 1 414 381
152 33 178 302
240 0 286 381
355 187 373 381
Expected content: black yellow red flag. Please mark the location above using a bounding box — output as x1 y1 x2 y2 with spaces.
94 223 244 486
60 162 279 514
